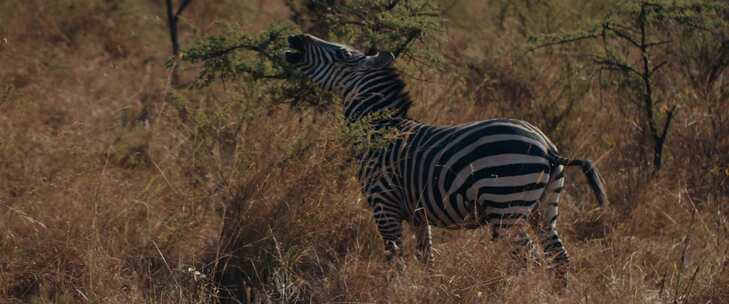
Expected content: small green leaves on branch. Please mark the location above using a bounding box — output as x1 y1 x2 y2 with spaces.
289 0 442 65
172 0 443 109
340 110 404 157
171 25 336 109
175 25 294 87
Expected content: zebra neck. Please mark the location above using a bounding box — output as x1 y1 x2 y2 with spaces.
341 68 412 124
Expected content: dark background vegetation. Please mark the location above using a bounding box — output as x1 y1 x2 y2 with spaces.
1 0 728 303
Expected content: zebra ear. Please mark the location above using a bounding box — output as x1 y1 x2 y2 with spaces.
368 52 395 68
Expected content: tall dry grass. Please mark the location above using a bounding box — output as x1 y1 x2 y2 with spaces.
1 1 727 303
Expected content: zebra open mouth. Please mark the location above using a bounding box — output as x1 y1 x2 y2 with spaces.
285 35 305 64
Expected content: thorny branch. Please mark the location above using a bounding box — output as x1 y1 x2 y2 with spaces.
393 29 422 58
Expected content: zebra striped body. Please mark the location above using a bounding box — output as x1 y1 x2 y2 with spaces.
355 117 573 263
285 34 607 273
364 118 560 229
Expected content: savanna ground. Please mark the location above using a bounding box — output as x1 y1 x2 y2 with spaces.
1 1 728 303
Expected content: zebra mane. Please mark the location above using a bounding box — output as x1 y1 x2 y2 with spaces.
380 66 413 117
343 66 413 123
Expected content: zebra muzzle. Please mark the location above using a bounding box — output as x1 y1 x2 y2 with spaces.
284 51 304 64
285 35 306 64
287 34 306 50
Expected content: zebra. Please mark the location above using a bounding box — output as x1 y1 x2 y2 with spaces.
284 34 608 276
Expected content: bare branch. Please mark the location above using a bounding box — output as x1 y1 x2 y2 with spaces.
529 32 600 51
605 22 638 36
593 56 642 77
645 40 672 49
660 105 678 141
652 104 678 172
650 61 668 76
605 23 641 49
176 0 192 18
191 33 283 63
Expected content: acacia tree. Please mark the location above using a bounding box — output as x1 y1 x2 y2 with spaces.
535 0 728 173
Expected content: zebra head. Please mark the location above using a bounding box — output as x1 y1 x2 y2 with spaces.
286 34 410 122
285 34 395 92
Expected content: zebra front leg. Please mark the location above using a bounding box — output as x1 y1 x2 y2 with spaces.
384 238 403 263
414 224 433 265
371 202 404 264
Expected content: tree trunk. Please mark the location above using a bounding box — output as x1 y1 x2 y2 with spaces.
165 0 191 87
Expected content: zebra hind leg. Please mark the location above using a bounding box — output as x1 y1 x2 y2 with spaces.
530 167 572 287
414 224 433 265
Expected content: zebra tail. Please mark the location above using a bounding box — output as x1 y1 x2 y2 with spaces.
549 153 608 207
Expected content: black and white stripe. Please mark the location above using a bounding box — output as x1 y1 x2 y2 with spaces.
285 34 608 272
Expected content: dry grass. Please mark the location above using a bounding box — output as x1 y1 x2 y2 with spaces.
1 1 728 303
